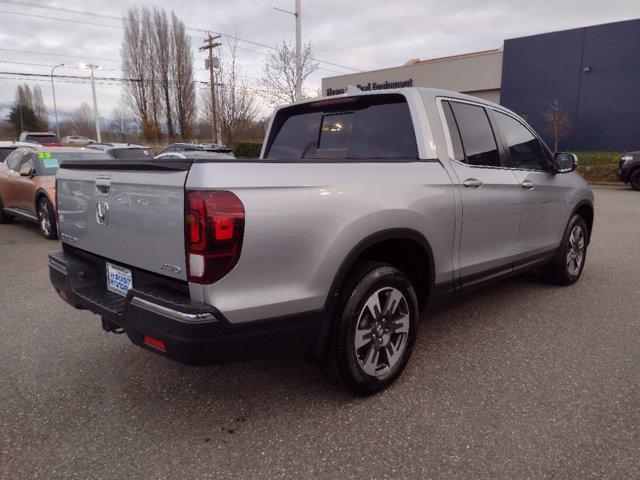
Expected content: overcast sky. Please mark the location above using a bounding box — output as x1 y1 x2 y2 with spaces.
0 0 639 125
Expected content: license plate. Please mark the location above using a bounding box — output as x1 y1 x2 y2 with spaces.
106 263 133 297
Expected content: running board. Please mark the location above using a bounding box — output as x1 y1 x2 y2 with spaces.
3 207 38 222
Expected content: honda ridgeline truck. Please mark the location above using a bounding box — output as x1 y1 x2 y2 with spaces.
49 88 594 394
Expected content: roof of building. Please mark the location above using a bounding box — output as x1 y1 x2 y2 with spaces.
323 48 503 80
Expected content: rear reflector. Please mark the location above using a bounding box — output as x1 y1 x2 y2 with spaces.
142 335 166 352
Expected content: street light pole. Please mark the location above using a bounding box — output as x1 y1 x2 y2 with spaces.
77 63 103 143
50 63 64 140
274 0 302 101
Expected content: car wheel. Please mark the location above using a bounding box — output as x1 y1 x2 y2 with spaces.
37 197 58 240
630 170 640 191
542 214 588 285
321 261 418 395
0 196 14 223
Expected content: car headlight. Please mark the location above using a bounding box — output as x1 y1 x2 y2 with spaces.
620 154 633 165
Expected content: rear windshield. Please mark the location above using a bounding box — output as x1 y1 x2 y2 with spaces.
109 148 153 160
26 134 59 144
35 151 112 175
0 147 15 162
265 94 418 160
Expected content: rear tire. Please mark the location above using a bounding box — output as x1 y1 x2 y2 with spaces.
542 214 588 285
630 170 640 191
37 197 58 240
321 261 419 395
0 196 14 224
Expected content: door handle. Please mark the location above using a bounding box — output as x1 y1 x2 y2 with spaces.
463 178 483 188
521 180 535 190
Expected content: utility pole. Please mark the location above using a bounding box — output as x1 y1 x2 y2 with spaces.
50 63 64 140
200 34 221 144
295 0 301 102
77 63 103 142
274 0 302 101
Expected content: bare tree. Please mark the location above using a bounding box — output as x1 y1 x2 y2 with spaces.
170 11 196 139
10 84 48 132
70 103 94 137
32 86 49 129
122 8 153 138
543 98 572 153
121 7 195 140
201 40 259 147
153 9 174 139
108 106 136 142
260 41 318 106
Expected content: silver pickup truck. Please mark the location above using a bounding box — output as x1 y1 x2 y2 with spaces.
49 88 594 394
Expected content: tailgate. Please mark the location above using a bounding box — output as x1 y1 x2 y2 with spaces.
56 167 188 280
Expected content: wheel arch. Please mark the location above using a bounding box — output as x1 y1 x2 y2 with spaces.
310 229 435 361
571 199 594 244
34 188 53 212
324 228 435 316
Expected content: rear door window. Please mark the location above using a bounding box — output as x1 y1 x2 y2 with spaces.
493 111 549 171
266 94 417 160
448 101 501 168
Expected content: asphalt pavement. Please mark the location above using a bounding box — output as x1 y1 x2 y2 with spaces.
1 186 638 479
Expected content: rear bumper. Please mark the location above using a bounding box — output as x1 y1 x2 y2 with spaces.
48 249 326 366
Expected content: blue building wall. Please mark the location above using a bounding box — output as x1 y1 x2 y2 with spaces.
500 19 640 151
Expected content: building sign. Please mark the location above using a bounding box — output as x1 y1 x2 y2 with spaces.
326 79 414 96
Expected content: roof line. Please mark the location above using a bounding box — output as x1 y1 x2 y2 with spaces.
322 48 502 80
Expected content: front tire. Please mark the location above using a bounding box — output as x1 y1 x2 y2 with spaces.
37 197 58 240
321 262 419 395
542 214 588 285
630 170 640 191
0 196 14 224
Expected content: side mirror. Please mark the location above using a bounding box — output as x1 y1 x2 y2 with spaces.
553 152 578 173
19 165 35 177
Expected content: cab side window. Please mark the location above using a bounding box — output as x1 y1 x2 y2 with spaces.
447 101 501 168
493 111 548 171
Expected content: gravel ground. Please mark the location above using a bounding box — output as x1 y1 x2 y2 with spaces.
0 186 638 479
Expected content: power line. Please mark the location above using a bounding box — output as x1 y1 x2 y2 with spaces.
0 1 365 72
0 69 219 86
0 47 119 63
0 9 122 29
0 59 122 72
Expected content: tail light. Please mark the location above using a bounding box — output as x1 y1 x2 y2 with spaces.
185 190 245 284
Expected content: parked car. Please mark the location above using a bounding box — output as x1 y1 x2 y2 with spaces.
0 147 112 239
616 151 640 190
18 131 61 146
158 142 235 158
87 142 153 160
61 135 95 147
0 141 41 162
49 88 594 394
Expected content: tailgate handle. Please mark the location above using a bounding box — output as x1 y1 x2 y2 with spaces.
95 177 111 195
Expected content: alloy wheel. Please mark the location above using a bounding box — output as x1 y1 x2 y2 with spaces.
38 200 51 237
354 287 410 377
566 225 585 276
